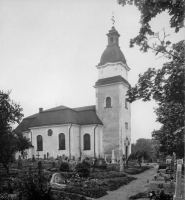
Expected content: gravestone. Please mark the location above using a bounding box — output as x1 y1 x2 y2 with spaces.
177 159 183 165
111 150 115 163
32 155 36 162
38 160 42 170
50 173 66 189
104 154 107 163
17 160 22 169
174 164 183 200
52 161 55 168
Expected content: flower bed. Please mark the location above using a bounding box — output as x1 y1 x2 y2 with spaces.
90 171 127 179
101 176 137 191
52 189 87 200
125 166 150 175
64 186 108 199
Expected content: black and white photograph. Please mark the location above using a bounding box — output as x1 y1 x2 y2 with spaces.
0 0 184 199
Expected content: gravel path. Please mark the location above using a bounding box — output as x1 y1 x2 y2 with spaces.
97 164 158 200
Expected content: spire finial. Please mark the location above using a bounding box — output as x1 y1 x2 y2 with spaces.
111 12 115 27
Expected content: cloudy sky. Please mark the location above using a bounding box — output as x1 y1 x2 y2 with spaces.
0 0 184 143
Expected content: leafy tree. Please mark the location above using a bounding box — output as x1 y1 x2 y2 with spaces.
131 138 160 162
127 150 150 167
118 0 184 157
132 138 153 153
0 90 30 173
117 0 184 58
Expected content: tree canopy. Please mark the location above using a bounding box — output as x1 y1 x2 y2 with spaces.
118 0 184 158
0 91 31 173
131 138 160 161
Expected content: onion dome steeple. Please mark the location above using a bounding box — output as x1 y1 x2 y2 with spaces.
98 26 126 66
98 15 127 67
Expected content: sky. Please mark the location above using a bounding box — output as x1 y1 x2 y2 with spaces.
0 0 184 143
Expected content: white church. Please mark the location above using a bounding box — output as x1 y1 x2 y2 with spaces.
16 25 131 160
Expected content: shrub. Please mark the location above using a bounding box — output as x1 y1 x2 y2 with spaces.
19 170 52 200
58 191 87 200
129 192 147 199
59 162 70 172
125 166 150 175
90 171 127 179
106 177 136 191
75 160 90 177
64 186 107 198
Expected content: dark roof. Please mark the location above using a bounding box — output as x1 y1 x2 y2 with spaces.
98 27 126 66
44 105 69 112
77 110 102 125
72 105 95 111
16 117 37 132
15 105 103 131
95 75 130 87
99 45 126 66
30 109 79 127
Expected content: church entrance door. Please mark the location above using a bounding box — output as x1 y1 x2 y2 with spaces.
47 148 54 158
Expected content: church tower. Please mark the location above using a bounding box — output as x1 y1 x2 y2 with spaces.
95 25 131 159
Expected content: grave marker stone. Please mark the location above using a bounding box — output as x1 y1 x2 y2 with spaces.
38 161 42 170
174 164 183 200
52 162 55 168
177 159 183 165
32 155 36 162
50 173 66 189
17 160 22 169
111 150 115 163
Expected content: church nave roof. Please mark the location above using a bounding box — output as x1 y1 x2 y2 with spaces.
15 105 102 132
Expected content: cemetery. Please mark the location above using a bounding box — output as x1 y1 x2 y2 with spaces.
0 152 184 200
0 153 150 200
0 1 184 200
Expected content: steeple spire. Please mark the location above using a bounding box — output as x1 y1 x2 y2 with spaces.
111 12 115 27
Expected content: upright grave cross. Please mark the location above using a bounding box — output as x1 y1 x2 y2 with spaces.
23 151 28 159
36 151 40 159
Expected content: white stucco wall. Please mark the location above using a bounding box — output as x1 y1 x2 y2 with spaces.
98 63 128 80
119 83 131 157
80 125 102 158
70 125 80 159
15 123 102 160
31 125 70 159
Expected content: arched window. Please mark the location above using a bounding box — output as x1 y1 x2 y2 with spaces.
59 133 65 150
110 37 113 43
37 135 43 151
84 134 90 150
106 97 111 108
125 122 128 129
125 99 128 109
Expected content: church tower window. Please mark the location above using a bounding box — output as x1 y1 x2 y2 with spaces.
110 37 113 43
59 133 65 150
106 97 111 108
125 122 128 129
84 134 90 150
125 99 128 109
37 135 43 151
